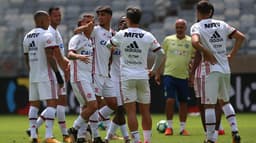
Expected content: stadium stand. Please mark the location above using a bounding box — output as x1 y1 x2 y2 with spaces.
0 0 256 76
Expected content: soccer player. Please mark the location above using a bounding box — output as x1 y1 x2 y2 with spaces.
106 7 165 143
67 14 98 143
156 19 194 136
190 50 225 136
31 7 72 143
48 7 71 143
74 6 117 143
23 10 65 143
104 16 130 143
190 1 245 143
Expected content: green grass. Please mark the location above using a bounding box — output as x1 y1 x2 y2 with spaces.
0 113 255 143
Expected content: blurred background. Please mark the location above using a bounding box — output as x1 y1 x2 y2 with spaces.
0 0 255 114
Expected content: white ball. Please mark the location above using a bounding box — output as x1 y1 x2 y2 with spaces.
156 120 168 133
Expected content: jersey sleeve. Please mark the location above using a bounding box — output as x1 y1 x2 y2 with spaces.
224 22 236 39
149 33 161 52
190 23 200 36
68 35 80 51
23 35 29 54
110 31 122 47
42 32 57 48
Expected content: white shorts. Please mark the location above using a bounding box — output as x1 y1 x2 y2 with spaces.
58 82 67 96
29 81 58 101
93 74 116 97
112 80 123 106
204 72 230 104
121 79 151 104
71 80 96 106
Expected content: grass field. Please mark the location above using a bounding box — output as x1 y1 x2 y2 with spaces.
0 113 254 143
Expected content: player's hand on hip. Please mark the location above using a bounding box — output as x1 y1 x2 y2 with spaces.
204 51 217 65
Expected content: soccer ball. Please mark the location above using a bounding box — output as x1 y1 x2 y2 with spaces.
156 120 168 133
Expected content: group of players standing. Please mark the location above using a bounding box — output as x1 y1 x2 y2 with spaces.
23 0 245 143
23 4 164 143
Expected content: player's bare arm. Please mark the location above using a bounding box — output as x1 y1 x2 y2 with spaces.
46 46 64 87
154 55 166 85
68 50 90 64
83 21 94 38
74 21 94 34
188 50 201 86
150 47 165 77
191 34 217 64
227 30 245 61
24 53 30 71
53 46 69 71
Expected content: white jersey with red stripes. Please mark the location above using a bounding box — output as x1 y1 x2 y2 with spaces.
68 33 93 82
110 27 161 81
91 25 115 77
23 28 57 82
190 18 236 74
48 25 65 76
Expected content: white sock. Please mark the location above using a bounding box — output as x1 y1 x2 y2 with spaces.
143 130 152 143
28 106 39 139
106 121 119 139
222 103 238 132
57 105 68 135
131 131 140 143
44 107 56 138
219 123 224 130
103 119 111 130
37 109 47 127
180 122 186 132
98 106 113 120
77 121 88 138
167 120 173 128
120 124 129 139
89 111 100 138
211 130 218 142
205 108 216 142
73 115 85 129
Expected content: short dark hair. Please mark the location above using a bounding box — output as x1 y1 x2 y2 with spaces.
196 0 214 17
96 5 112 16
48 6 60 15
126 7 141 24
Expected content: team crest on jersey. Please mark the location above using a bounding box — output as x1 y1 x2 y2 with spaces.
185 43 189 48
47 39 52 44
87 93 92 98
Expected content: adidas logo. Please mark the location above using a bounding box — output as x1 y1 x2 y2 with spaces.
124 41 142 53
209 31 223 43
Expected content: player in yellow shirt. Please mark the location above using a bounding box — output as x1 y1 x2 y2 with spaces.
156 19 195 136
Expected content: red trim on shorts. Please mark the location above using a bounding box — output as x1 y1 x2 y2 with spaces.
205 62 211 75
47 65 54 81
74 60 78 82
119 80 124 105
76 81 87 102
202 75 206 104
50 80 57 99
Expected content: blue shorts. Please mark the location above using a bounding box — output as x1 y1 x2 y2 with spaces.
163 75 189 102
